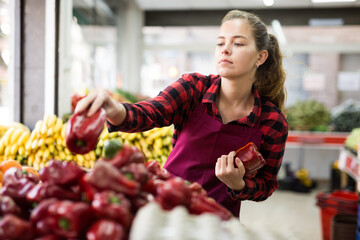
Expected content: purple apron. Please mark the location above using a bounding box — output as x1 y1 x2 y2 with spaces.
164 103 262 217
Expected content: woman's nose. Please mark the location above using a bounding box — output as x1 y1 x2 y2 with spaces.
222 49 229 55
222 44 230 55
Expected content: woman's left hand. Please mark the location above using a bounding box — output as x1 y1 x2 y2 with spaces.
215 151 246 191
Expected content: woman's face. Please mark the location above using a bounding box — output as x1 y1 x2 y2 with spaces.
215 19 260 80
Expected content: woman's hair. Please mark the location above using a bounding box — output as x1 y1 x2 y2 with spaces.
222 10 287 112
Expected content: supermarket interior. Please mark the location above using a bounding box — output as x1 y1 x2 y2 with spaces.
0 0 360 239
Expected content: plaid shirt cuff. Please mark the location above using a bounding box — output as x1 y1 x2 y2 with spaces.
107 103 132 132
227 178 254 200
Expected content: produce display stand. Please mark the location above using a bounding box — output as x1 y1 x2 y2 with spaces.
316 139 360 240
286 131 348 169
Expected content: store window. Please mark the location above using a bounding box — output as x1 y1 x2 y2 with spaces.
58 0 118 116
72 1 118 91
141 26 217 97
0 0 10 124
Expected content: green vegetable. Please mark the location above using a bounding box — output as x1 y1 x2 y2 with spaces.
332 111 360 132
115 89 139 103
345 128 360 151
286 100 330 131
102 139 123 159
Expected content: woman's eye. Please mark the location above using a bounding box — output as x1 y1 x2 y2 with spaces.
217 43 224 46
234 43 244 46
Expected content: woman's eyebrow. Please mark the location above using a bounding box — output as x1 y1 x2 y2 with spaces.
217 35 248 40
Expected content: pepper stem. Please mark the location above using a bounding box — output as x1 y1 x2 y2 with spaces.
76 139 86 147
59 218 70 230
109 195 121 204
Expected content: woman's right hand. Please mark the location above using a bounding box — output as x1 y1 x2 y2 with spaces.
74 89 126 127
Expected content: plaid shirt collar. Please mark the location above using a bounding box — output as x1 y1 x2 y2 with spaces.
202 75 262 128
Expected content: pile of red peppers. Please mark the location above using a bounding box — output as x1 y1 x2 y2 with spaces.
0 141 233 239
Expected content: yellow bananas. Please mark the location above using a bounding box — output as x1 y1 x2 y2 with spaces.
97 125 174 166
0 114 97 170
0 123 30 159
1 115 174 170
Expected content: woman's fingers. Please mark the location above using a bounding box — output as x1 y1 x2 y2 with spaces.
87 91 108 117
74 90 111 117
227 151 236 170
74 91 98 114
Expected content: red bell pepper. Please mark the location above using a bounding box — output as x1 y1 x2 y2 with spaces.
91 191 132 229
155 177 191 210
141 178 164 196
47 200 94 239
0 214 34 240
145 160 171 180
34 234 62 240
0 195 22 217
26 182 81 202
86 219 125 240
39 159 84 187
30 198 58 237
103 144 146 169
84 161 140 196
235 142 266 178
121 163 149 185
188 194 233 221
66 108 106 154
188 182 207 196
0 167 37 205
79 174 98 202
128 191 152 214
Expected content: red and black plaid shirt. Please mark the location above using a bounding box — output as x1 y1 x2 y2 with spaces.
108 73 288 202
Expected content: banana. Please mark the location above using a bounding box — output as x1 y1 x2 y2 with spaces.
0 138 5 155
4 145 11 157
53 118 63 133
47 128 54 137
10 143 19 156
40 118 48 136
33 120 43 136
18 146 25 156
10 128 24 144
37 138 45 148
109 132 118 139
45 137 55 146
43 149 50 159
47 114 57 128
18 131 30 146
3 127 16 145
48 144 55 154
61 123 67 139
31 139 39 150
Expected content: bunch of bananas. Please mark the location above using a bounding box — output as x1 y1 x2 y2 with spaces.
0 123 30 162
0 125 9 138
96 126 174 166
141 126 173 165
24 115 96 170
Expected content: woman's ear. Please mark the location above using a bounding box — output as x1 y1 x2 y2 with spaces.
256 50 268 67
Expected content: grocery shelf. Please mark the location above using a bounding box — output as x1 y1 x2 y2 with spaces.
286 131 348 150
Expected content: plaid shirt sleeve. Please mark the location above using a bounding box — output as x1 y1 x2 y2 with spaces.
107 73 210 135
228 102 288 201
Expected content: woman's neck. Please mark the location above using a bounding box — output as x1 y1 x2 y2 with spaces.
216 77 254 123
219 77 254 108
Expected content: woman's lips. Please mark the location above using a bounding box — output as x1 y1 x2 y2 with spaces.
219 59 233 64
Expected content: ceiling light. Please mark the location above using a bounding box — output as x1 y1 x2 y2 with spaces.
263 0 274 6
312 0 356 3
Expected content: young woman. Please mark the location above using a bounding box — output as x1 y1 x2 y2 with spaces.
75 10 288 218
